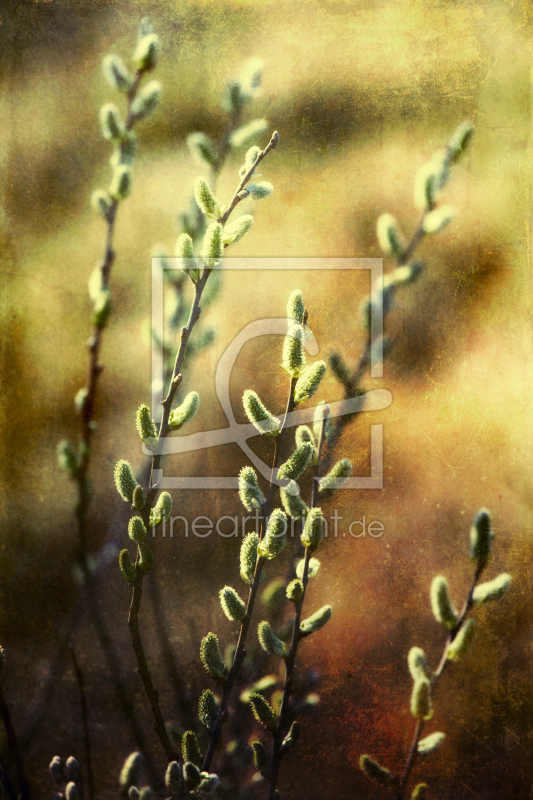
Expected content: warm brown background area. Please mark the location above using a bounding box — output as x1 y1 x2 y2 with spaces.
0 0 532 798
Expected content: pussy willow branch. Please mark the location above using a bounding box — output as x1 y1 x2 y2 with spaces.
397 561 485 798
0 684 30 800
202 374 297 773
267 407 329 800
70 645 95 800
126 132 280 763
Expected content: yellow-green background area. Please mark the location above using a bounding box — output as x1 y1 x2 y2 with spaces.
0 0 532 797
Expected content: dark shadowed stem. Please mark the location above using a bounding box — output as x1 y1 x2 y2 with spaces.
0 684 30 800
267 408 329 800
0 755 17 800
70 645 95 800
202 377 298 773
396 562 484 798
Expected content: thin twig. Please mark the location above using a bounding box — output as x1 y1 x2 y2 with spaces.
70 645 95 800
0 684 30 800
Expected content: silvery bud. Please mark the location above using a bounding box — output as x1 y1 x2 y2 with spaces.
165 762 181 796
175 233 200 283
282 324 306 376
194 177 220 219
407 647 433 682
238 466 265 511
251 741 270 778
114 459 136 502
201 223 224 268
243 390 281 435
187 132 218 168
220 586 247 622
91 190 114 220
222 214 254 245
169 391 199 429
49 756 63 783
300 605 332 637
279 442 314 481
198 689 218 730
110 132 136 168
446 618 476 662
469 508 493 570
410 678 433 721
240 532 259 584
257 621 288 658
294 361 327 404
391 261 423 286
132 33 160 71
296 557 320 580
149 491 172 526
280 720 300 753
128 516 147 544
422 205 456 235
473 573 511 604
197 773 218 793
417 732 445 755
249 692 276 730
359 755 397 787
182 762 201 786
119 549 137 584
243 145 262 174
376 213 405 257
414 161 444 211
182 731 202 767
318 458 352 499
65 782 78 800
120 752 142 791
280 483 309 520
430 575 458 629
258 509 287 560
65 757 79 782
222 79 245 114
200 632 228 683
109 165 132 201
135 404 158 443
301 507 325 551
92 288 112 328
447 121 474 163
129 81 162 122
230 118 268 148
102 54 133 93
247 181 273 200
100 103 124 141
286 578 304 604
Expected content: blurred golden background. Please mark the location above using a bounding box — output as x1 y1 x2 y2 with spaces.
0 0 532 797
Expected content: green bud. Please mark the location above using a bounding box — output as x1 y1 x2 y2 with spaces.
102 53 133 93
200 632 228 683
222 214 254 245
279 442 314 481
132 484 145 510
187 132 218 168
132 33 160 71
198 773 218 793
300 605 332 637
222 79 245 114
238 466 265 511
447 121 474 163
182 762 201 786
473 573 511 604
296 557 320 580
182 731 202 768
359 755 396 787
430 575 458 629
376 213 405 257
109 165 132 201
414 161 443 211
282 324 306 376
410 678 433 721
318 458 352 499
230 118 268 148
240 532 259 584
294 361 327 404
257 621 288 658
120 752 142 791
407 647 433 682
446 618 476 663
175 233 200 282
169 391 199 430
243 389 281 435
391 261 423 286
92 288 112 328
114 459 136 502
280 720 300 753
119 549 137 584
242 145 262 175
149 491 172 526
128 516 147 544
422 205 456 235
194 177 220 219
199 689 218 729
135 404 158 443
417 732 445 756
247 181 273 200
165 761 181 796
100 103 124 141
469 508 493 570
295 425 315 448
301 507 324 551
280 483 309 520
249 692 276 730
287 289 305 324
57 440 80 478
412 784 428 799
220 585 247 622
258 509 287 560
251 741 270 778
201 222 224 268
138 541 154 573
129 787 140 799
110 132 137 169
286 579 304 604
328 351 352 388
91 190 114 220
129 80 162 122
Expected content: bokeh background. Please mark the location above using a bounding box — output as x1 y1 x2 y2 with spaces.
0 0 532 797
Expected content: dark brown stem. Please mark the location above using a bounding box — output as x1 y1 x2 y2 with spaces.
70 645 95 800
0 684 30 800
